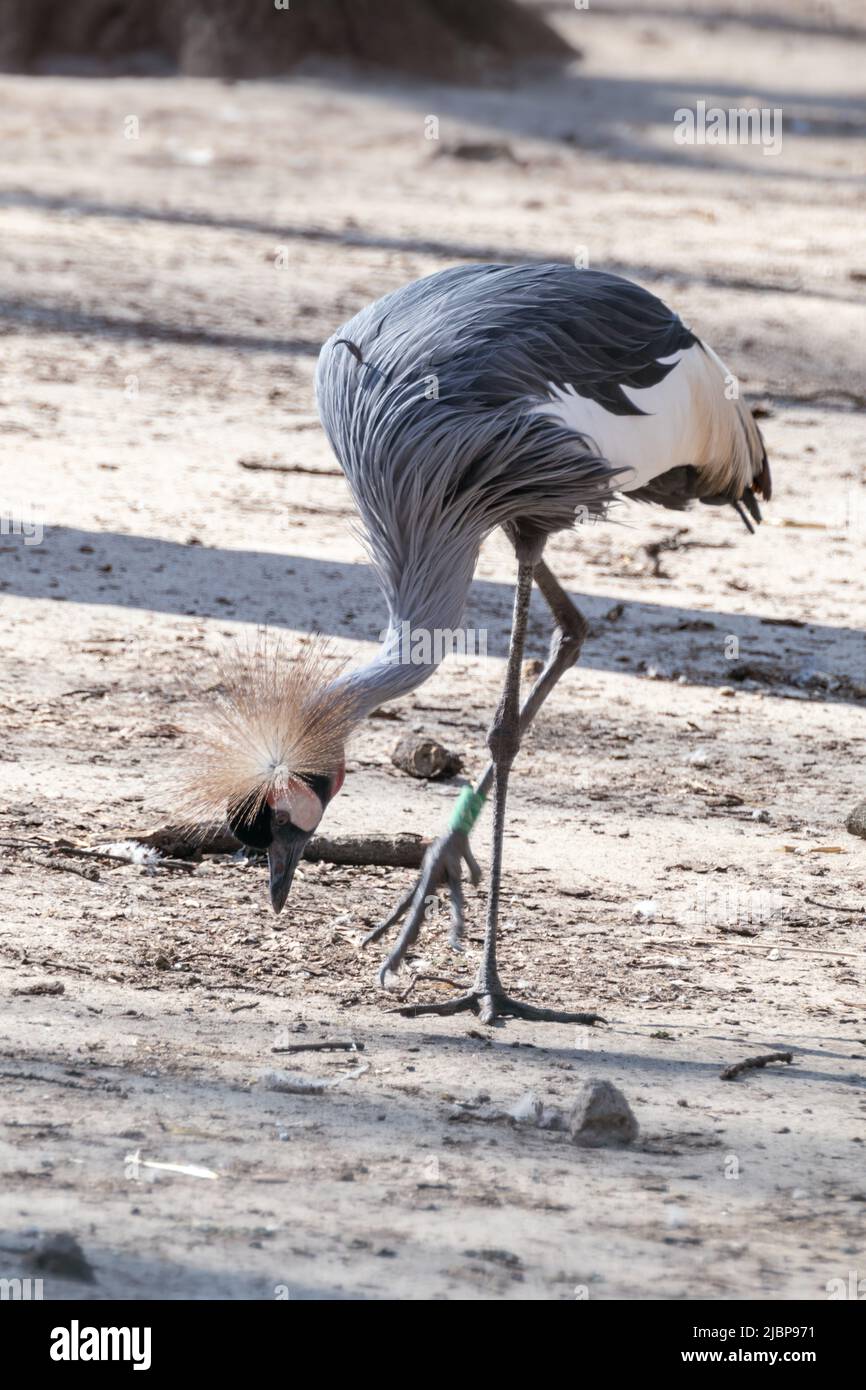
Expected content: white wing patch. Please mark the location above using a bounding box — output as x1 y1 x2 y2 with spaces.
534 343 757 496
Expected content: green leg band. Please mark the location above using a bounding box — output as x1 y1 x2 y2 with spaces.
449 786 487 835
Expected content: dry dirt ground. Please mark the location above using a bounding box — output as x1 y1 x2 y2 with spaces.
1 1 864 1301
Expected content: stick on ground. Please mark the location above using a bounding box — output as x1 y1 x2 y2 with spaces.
238 459 341 476
720 1051 794 1081
135 825 427 868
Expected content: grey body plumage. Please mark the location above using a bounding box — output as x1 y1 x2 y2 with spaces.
315 267 635 707
316 263 769 711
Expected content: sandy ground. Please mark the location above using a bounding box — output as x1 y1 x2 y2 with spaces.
1 2 864 1301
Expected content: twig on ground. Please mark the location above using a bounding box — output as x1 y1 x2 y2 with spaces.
271 1040 364 1054
238 459 342 476
0 837 196 874
134 825 427 868
28 853 100 882
805 898 865 914
720 1052 794 1081
648 938 862 959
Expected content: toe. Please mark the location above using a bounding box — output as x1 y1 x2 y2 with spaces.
463 842 482 887
447 870 466 950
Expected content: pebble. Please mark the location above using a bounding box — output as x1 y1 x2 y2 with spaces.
31 1232 94 1284
568 1080 639 1148
391 735 463 780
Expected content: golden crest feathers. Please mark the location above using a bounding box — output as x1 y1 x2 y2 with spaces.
175 634 356 829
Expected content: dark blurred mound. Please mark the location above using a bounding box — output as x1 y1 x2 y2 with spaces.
0 0 578 80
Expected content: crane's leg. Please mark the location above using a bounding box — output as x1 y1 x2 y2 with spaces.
367 559 590 959
366 560 586 958
370 552 604 1027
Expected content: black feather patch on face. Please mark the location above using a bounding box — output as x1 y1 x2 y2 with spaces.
301 773 334 807
228 800 271 850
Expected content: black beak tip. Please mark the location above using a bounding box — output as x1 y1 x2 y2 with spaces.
267 829 308 915
268 859 295 915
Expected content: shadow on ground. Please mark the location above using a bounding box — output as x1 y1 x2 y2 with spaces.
2 525 863 697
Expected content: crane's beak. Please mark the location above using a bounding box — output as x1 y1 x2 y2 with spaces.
267 823 311 914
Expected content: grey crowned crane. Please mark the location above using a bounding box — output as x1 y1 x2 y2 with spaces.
185 263 770 1026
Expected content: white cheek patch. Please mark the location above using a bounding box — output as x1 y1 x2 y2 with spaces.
267 779 323 833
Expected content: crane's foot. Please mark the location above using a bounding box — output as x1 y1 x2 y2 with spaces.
362 827 482 972
396 987 605 1027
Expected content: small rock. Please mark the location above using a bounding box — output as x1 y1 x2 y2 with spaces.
845 800 866 839
568 1080 639 1148
31 1233 94 1284
391 735 463 780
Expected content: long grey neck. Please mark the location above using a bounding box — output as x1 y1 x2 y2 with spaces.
326 617 449 721
325 552 480 722
320 502 489 725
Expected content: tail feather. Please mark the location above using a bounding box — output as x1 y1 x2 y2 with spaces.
629 340 771 527
693 339 771 503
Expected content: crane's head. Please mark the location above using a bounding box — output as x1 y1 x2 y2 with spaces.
179 637 355 913
226 763 346 913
